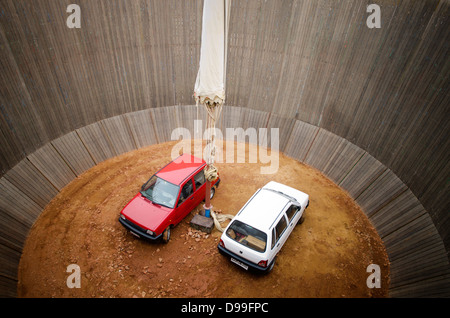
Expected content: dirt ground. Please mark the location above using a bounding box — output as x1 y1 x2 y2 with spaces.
17 141 389 298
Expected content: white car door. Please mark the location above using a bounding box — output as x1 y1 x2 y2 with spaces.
272 214 289 255
286 204 302 230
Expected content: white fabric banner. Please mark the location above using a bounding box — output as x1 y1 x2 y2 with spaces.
194 0 228 104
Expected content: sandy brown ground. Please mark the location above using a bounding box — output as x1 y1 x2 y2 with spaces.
18 141 389 298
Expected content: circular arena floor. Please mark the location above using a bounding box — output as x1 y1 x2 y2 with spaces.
18 141 389 298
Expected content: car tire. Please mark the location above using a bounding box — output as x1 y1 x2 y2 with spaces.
162 226 171 243
210 187 216 200
297 215 305 225
266 257 276 273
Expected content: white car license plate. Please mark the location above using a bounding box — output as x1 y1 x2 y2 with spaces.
231 257 248 270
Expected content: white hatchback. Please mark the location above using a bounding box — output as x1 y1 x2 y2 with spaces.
218 181 309 273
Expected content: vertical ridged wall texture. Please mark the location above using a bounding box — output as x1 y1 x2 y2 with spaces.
0 0 448 297
1 107 449 297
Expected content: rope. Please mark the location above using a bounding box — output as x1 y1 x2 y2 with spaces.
204 164 218 182
195 93 224 180
200 97 223 168
211 210 234 232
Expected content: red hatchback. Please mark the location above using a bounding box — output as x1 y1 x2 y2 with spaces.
119 154 220 243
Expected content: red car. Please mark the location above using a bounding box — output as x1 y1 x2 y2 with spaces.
119 154 220 243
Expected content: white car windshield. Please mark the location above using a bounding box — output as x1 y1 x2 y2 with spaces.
226 220 267 252
140 176 179 209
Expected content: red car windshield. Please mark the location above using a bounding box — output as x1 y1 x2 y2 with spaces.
140 176 179 209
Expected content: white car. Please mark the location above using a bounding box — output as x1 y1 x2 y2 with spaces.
218 181 309 273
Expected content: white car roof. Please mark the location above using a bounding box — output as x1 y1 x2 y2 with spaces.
234 188 290 231
262 181 309 203
234 181 309 232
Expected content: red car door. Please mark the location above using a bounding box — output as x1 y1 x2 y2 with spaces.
174 178 196 224
192 169 207 206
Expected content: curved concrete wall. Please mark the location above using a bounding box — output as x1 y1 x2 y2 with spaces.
1 106 449 297
0 1 449 297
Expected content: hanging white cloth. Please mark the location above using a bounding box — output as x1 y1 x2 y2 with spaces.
194 0 230 105
194 0 230 173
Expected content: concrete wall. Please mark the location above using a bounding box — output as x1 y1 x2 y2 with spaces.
0 0 448 297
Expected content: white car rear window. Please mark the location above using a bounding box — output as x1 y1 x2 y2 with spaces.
226 220 267 253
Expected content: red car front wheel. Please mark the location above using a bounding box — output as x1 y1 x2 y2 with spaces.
162 226 171 243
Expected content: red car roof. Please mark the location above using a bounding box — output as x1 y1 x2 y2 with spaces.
156 153 205 185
